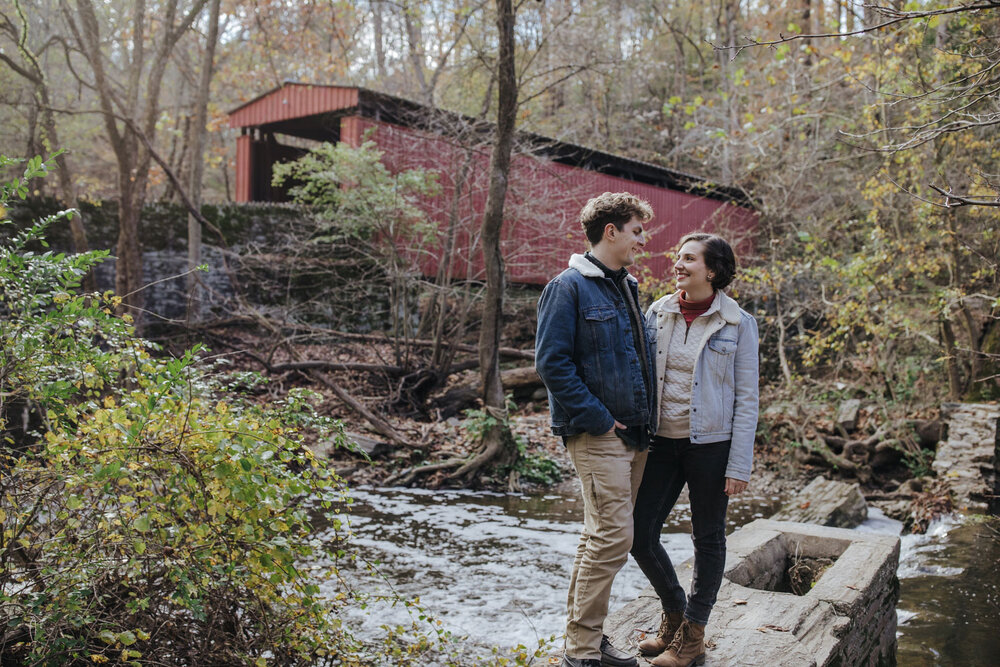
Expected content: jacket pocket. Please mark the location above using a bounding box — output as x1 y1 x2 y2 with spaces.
582 305 618 352
707 336 736 355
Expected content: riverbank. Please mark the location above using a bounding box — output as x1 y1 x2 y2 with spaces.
171 322 979 536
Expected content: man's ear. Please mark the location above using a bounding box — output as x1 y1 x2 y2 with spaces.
604 222 617 241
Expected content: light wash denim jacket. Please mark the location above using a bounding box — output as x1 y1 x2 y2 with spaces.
645 290 760 481
536 254 656 438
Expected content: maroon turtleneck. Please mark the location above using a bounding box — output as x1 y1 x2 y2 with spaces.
679 291 715 327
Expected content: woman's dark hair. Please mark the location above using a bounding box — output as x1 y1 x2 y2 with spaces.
678 232 737 290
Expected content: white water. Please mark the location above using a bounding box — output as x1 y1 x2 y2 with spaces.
313 485 781 650
312 488 996 663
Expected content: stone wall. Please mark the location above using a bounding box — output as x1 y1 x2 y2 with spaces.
934 402 1000 514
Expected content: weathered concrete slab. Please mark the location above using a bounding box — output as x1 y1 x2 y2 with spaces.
932 402 1000 513
771 476 868 528
606 520 899 666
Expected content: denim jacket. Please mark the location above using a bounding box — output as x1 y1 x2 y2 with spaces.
535 254 656 439
646 290 760 481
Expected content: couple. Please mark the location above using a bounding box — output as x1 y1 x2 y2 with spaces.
536 192 759 667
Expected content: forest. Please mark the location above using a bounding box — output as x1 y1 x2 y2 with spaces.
1 0 998 664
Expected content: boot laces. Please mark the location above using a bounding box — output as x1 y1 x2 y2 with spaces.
667 621 690 652
657 613 671 639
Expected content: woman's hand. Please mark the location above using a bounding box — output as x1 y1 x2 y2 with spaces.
724 477 748 496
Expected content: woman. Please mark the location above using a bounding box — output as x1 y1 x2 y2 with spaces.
630 233 759 667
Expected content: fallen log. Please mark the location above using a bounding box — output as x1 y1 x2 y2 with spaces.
431 366 543 418
384 457 466 486
268 360 408 376
277 323 537 361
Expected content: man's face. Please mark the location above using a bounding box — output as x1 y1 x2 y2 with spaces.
608 216 647 268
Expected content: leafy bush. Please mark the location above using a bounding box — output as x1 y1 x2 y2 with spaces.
0 156 457 665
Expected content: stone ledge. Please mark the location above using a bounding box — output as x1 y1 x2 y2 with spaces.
606 520 900 666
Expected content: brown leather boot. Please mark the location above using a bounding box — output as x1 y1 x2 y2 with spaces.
649 618 706 667
638 611 684 656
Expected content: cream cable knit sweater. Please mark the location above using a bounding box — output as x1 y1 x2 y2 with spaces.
656 315 712 438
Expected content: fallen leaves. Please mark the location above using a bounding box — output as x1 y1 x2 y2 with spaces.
756 624 790 633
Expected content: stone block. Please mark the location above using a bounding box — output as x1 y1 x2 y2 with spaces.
605 520 899 666
770 476 868 528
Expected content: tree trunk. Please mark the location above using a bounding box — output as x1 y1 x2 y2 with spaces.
717 0 738 182
452 0 519 483
941 318 963 400
187 0 222 323
373 0 387 78
64 0 209 327
402 0 431 103
115 172 145 317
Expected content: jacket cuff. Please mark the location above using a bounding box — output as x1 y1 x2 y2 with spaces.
586 412 616 436
724 467 751 483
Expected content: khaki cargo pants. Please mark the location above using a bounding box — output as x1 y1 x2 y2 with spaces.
564 430 648 660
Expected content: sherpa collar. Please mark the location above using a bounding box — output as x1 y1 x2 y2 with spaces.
651 289 742 325
568 253 638 283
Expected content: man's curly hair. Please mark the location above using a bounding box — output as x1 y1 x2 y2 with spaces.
579 192 654 246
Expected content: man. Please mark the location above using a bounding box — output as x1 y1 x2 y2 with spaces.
535 192 656 667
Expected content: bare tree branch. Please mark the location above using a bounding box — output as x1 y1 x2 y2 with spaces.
929 184 1000 207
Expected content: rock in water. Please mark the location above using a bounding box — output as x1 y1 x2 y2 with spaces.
771 476 868 528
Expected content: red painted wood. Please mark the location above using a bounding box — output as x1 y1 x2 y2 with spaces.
358 117 756 286
235 134 251 202
229 84 358 128
227 85 757 286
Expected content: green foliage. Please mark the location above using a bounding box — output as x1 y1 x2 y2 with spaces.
901 446 935 479
1 153 63 201
0 158 459 665
463 399 561 486
269 139 443 336
739 12 1000 401
513 449 564 486
272 138 440 244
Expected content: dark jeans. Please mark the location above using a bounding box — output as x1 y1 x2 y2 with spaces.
630 436 731 625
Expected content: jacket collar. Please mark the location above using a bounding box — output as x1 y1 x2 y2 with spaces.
568 253 638 284
652 289 742 325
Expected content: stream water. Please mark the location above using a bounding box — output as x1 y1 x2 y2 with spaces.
321 485 1000 665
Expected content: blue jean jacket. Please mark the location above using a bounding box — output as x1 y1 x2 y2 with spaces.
535 254 656 438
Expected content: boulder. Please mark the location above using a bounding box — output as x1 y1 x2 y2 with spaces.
343 431 394 458
770 476 868 528
835 399 862 433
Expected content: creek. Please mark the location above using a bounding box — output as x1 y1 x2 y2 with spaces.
321 485 1000 665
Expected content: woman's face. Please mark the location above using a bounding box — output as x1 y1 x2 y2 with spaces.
674 240 713 294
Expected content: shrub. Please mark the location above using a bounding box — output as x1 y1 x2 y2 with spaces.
0 155 455 665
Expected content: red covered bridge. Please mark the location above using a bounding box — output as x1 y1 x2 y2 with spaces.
228 83 756 285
